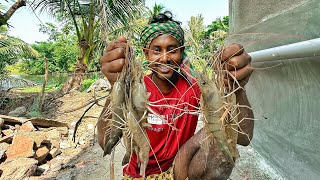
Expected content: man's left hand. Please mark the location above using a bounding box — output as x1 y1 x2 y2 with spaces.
218 43 253 88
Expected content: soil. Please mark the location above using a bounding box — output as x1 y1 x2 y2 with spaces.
2 90 284 179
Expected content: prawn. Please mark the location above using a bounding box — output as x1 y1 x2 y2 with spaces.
197 52 240 165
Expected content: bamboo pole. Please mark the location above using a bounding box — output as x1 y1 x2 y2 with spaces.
39 57 48 112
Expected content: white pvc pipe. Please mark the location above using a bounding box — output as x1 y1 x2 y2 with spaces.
248 38 320 62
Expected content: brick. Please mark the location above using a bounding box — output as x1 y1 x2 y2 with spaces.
20 121 35 132
2 129 13 136
49 148 61 158
45 129 61 148
35 146 49 163
0 157 37 179
0 134 13 143
15 131 47 148
0 143 10 159
6 135 35 159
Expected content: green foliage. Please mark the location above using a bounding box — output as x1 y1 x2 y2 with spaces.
80 78 97 92
19 23 78 75
148 3 165 19
32 0 146 70
0 33 38 75
15 84 62 93
185 15 229 72
206 16 229 37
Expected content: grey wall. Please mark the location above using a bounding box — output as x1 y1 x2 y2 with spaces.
227 0 320 179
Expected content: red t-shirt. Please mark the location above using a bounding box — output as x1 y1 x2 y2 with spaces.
123 74 201 177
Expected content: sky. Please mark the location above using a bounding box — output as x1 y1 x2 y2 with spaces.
5 0 228 44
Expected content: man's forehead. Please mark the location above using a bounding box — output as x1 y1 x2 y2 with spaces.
149 34 180 47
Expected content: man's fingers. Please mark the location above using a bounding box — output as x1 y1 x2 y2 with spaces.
101 58 125 73
221 43 244 61
226 64 253 81
101 47 126 64
117 36 127 43
104 36 127 53
225 51 251 70
105 41 126 53
105 72 120 86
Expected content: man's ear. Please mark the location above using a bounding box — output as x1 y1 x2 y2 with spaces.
180 47 185 55
143 49 149 58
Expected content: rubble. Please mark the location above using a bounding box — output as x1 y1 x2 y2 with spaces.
1 129 13 136
0 114 74 179
5 135 35 159
35 146 49 163
0 143 9 159
8 106 27 117
0 89 101 179
20 121 35 132
49 148 61 158
0 157 38 179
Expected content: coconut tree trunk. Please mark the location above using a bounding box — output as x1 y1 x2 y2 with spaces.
0 0 26 26
62 39 89 94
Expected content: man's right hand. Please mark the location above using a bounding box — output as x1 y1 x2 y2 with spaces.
97 36 127 149
100 36 127 86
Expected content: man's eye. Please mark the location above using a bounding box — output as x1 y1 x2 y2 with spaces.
168 48 177 53
153 48 161 54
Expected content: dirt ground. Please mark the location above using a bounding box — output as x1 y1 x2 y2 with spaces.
56 89 283 180
23 90 283 180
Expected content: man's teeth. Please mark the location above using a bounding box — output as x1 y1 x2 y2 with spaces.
159 65 170 73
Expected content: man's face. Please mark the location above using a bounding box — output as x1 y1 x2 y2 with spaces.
144 34 184 81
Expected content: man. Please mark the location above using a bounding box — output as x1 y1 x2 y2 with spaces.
98 11 254 179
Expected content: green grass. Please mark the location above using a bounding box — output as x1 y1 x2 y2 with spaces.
81 78 97 92
14 83 63 93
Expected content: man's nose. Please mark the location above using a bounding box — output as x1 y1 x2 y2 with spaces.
159 51 169 63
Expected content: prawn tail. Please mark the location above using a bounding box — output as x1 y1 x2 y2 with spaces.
209 123 234 165
103 129 122 156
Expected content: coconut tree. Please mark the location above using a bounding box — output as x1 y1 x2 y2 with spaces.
147 2 165 19
185 14 206 56
31 0 146 93
0 31 38 76
0 0 27 26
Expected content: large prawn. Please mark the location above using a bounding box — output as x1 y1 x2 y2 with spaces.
103 42 151 178
196 53 240 166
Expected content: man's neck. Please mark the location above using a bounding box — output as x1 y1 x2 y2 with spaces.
152 72 179 94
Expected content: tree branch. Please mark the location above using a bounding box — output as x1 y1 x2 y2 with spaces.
0 0 27 26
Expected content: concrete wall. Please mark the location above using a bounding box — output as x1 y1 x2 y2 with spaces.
226 0 320 179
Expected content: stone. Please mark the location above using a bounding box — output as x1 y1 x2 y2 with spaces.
0 142 9 151
20 121 36 132
8 106 27 117
86 78 111 93
87 123 95 130
48 158 63 172
0 157 37 179
2 129 14 136
35 163 50 175
0 143 10 159
0 118 4 136
49 148 61 158
56 127 68 136
45 129 61 149
35 146 49 163
14 131 46 148
15 124 20 131
0 118 4 127
0 134 13 143
60 140 72 149
6 135 35 159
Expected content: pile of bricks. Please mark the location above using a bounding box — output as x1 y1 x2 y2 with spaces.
0 117 69 179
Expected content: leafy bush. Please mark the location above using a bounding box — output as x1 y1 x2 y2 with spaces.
81 78 97 92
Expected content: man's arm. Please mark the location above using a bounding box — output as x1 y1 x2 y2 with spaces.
98 36 127 149
97 99 111 149
235 88 254 146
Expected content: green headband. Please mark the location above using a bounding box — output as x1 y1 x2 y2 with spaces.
140 21 185 48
